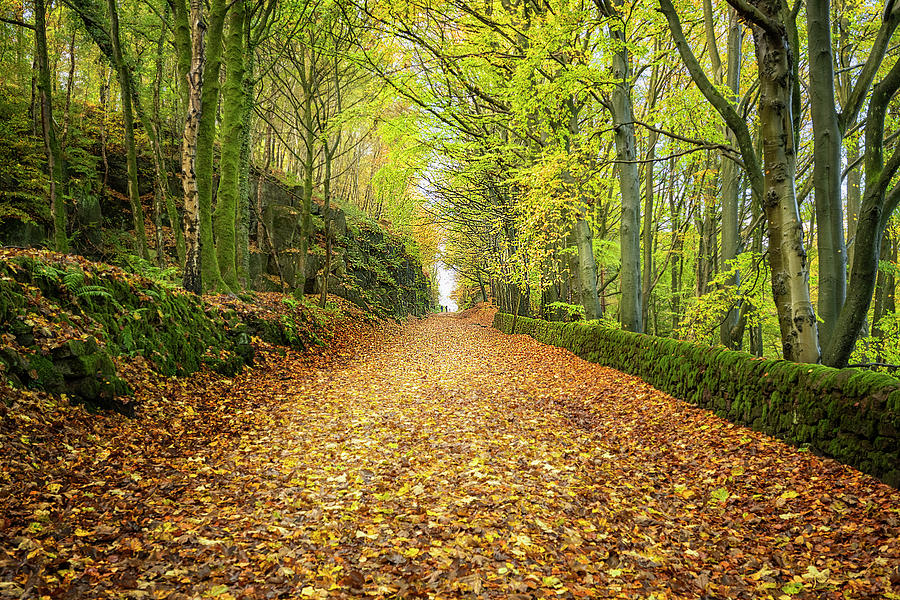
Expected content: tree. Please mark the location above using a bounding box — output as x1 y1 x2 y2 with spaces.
34 0 68 252
107 0 149 259
604 0 643 332
213 0 246 291
659 0 819 363
825 44 900 366
181 0 206 294
821 1 900 366
66 0 182 264
195 0 229 293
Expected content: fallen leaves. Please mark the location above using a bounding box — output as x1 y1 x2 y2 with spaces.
2 309 900 599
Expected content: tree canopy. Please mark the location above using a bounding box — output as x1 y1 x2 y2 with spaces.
1 0 900 366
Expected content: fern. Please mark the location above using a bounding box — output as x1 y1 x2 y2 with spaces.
33 262 65 281
76 285 116 300
59 267 122 310
62 269 86 292
119 254 180 289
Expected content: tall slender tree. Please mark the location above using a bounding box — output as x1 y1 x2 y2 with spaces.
34 0 68 252
181 0 206 294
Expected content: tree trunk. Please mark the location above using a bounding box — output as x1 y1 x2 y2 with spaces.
236 16 255 287
196 0 229 292
108 0 150 260
213 0 245 291
35 0 68 252
320 147 333 308
476 270 487 304
846 136 861 271
609 2 642 332
152 8 168 266
320 51 344 308
181 0 206 294
99 68 109 191
807 0 847 342
669 182 682 332
823 49 900 366
296 48 316 300
695 184 715 297
172 0 192 111
749 10 820 363
720 8 744 349
641 127 657 328
573 217 602 319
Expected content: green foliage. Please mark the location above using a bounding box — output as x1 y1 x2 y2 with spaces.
0 85 50 227
592 239 620 270
370 114 430 231
116 255 180 289
676 252 776 350
60 267 121 309
851 312 900 367
546 301 584 320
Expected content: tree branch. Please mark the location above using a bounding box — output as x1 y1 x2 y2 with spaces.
724 0 782 36
657 0 764 200
1 16 35 30
838 2 900 132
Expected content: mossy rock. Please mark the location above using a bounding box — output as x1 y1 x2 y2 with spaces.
28 355 64 393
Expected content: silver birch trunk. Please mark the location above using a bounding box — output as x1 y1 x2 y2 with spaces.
181 0 205 294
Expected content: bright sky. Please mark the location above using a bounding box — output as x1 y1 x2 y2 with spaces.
436 261 458 312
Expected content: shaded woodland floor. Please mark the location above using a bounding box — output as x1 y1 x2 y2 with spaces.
3 307 900 599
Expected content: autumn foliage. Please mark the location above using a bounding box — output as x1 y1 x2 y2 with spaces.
2 308 899 599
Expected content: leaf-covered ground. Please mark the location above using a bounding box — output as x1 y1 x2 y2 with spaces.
3 306 900 599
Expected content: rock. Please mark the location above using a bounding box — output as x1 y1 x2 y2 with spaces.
264 204 304 252
328 207 348 237
73 189 103 252
249 250 268 281
251 177 299 208
305 253 324 281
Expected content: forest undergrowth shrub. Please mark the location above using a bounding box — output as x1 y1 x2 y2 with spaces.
0 87 49 229
676 252 779 351
851 312 900 367
0 251 353 411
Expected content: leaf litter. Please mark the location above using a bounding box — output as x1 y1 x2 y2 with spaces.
2 306 900 599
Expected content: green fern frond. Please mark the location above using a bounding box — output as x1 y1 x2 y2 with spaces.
62 269 86 292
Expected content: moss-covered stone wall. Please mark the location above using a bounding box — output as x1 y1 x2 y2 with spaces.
493 313 900 488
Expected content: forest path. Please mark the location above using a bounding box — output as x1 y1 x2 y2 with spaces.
164 310 900 598
6 310 900 599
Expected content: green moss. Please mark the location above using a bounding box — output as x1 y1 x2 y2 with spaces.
493 311 900 489
28 355 63 392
